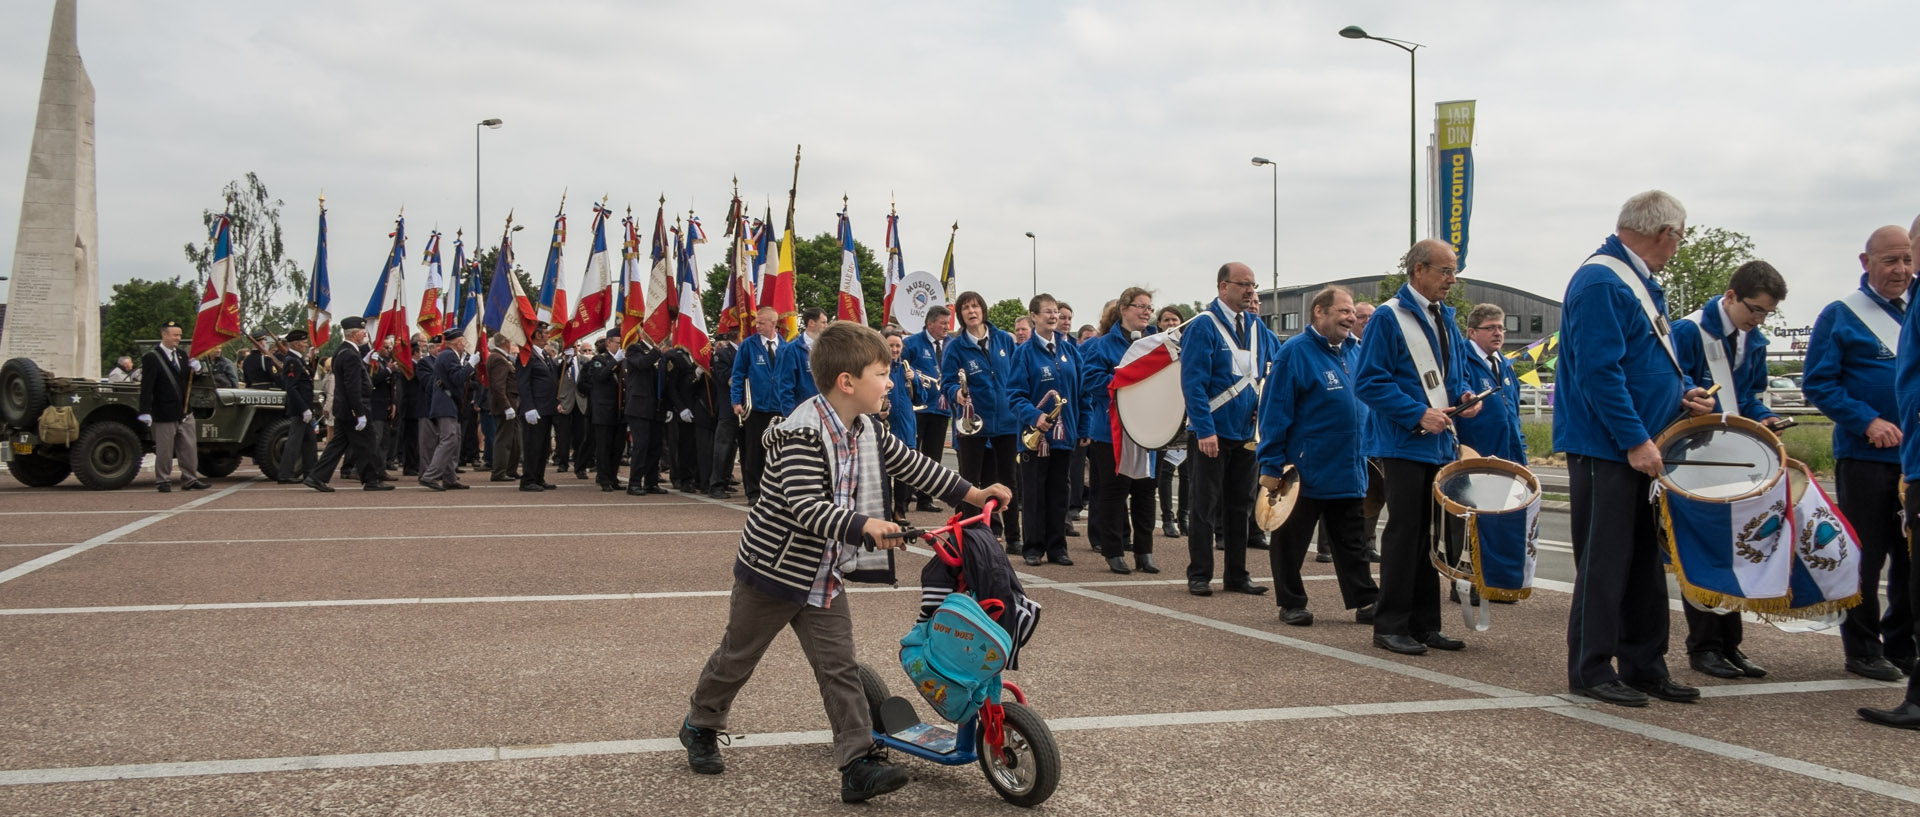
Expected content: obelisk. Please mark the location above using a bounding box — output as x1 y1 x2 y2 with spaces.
0 0 99 379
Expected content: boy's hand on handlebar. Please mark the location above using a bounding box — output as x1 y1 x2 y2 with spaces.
967 483 1013 509
862 517 903 549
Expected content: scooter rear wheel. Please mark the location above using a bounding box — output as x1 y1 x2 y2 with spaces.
976 700 1059 807
856 662 891 730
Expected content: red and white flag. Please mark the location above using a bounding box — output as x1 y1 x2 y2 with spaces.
416 230 445 336
564 200 615 347
192 213 243 357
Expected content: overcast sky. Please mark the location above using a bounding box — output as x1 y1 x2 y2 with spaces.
3 0 1918 334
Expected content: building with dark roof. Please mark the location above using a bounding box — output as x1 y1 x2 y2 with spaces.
1259 275 1562 351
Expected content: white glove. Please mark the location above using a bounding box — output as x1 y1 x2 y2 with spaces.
613 349 626 362
505 408 516 421
354 415 368 431
680 409 694 423
189 359 202 373
467 353 478 367
138 413 152 426
302 410 313 423
368 352 381 364
524 409 540 425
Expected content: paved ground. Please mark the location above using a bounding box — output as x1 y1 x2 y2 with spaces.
1 457 1914 816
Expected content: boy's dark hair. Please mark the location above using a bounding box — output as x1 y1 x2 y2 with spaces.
1729 260 1788 301
812 321 890 394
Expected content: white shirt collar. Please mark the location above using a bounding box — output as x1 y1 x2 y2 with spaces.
1620 242 1655 281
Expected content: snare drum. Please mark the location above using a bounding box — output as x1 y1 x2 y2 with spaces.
1650 414 1794 614
1431 456 1541 604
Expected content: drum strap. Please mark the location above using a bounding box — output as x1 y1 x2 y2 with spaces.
1200 309 1258 412
1681 310 1740 418
1839 289 1901 357
1383 301 1449 411
1586 254 1682 376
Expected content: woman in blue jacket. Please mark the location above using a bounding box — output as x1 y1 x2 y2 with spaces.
1007 293 1085 567
1083 287 1161 574
942 290 1020 545
884 329 919 523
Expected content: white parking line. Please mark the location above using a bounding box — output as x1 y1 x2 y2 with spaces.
0 478 261 586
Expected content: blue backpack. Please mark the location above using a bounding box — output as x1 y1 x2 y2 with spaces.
899 591 1011 724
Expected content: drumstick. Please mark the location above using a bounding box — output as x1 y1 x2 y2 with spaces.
1665 459 1756 468
1413 386 1498 437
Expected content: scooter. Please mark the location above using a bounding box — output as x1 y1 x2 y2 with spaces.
855 501 1061 807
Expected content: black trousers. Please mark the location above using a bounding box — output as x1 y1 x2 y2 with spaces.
1566 453 1671 688
520 416 551 487
1186 437 1255 587
1021 450 1072 560
461 413 480 464
1683 606 1744 655
1375 458 1444 638
1066 445 1088 511
1090 442 1155 557
279 419 317 482
628 417 665 488
593 423 624 486
742 411 778 501
311 419 378 486
361 420 389 482
956 433 1017 539
554 411 575 468
913 413 950 504
1901 482 1920 705
401 417 421 472
1157 453 1186 524
1837 459 1916 661
572 412 594 473
711 414 740 489
1271 495 1379 612
673 420 714 490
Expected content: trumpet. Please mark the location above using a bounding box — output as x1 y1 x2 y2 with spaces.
1022 390 1064 456
955 370 984 436
902 358 941 412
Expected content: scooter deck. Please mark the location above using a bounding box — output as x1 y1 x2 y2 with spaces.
879 696 961 754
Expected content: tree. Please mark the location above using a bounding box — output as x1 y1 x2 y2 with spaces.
100 277 197 368
1654 225 1757 320
987 299 1027 332
183 172 307 335
696 232 888 333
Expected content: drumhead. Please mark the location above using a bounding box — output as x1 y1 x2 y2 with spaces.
1659 426 1782 500
1115 361 1186 450
1437 466 1536 512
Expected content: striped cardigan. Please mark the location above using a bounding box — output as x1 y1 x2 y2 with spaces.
733 416 973 604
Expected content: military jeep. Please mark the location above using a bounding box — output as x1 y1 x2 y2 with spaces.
1 356 295 490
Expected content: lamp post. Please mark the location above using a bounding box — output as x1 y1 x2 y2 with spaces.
1251 157 1278 294
1340 25 1422 248
475 118 503 248
1024 231 1036 300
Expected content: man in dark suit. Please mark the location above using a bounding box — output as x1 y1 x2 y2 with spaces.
275 329 318 484
487 333 522 482
666 344 715 493
623 335 668 495
364 345 396 482
516 324 561 492
307 317 395 491
708 337 739 499
241 330 280 388
584 331 625 491
137 320 207 492
421 329 471 491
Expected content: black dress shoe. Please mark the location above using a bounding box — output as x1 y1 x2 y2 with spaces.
520 484 546 492
491 475 513 482
1890 656 1917 677
627 487 649 496
1023 556 1043 566
542 482 558 490
1048 556 1074 566
1106 556 1132 575
1224 583 1270 596
1847 656 1906 682
575 471 590 479
277 479 300 485
1858 700 1920 730
1419 632 1465 651
604 484 618 492
1571 681 1650 707
184 479 211 490
1725 649 1767 678
1247 539 1269 550
1162 521 1179 538
1279 608 1314 626
1626 677 1700 703
1063 524 1080 537
1354 602 1376 624
363 481 395 491
1373 634 1428 655
1315 551 1334 563
444 481 469 490
1365 548 1381 563
156 482 172 493
1188 581 1213 596
1135 554 1159 573
424 480 446 492
1690 651 1745 679
915 501 938 512
303 478 334 493
646 486 669 495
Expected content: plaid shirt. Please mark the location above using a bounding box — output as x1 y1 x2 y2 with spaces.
806 395 862 607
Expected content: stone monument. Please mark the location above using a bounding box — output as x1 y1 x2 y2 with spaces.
0 0 99 380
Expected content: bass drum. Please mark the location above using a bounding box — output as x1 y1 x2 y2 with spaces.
1114 359 1185 450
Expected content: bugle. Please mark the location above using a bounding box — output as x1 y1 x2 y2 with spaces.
955 370 984 436
1022 390 1064 455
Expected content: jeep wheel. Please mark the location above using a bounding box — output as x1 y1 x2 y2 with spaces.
1 357 50 428
254 417 293 482
7 453 71 487
199 450 242 478
70 421 142 490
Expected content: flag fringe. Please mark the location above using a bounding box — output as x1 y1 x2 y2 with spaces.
1655 492 1794 615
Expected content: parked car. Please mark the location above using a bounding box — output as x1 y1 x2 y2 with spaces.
1766 376 1804 409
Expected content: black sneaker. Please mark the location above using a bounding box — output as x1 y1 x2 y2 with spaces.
841 747 910 803
679 720 727 775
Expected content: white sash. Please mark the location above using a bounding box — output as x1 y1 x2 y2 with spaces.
1383 301 1449 411
1587 254 1681 374
1839 289 1901 357
1201 309 1258 412
1682 310 1740 418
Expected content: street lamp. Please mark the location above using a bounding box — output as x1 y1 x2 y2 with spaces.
1340 25 1423 248
1251 157 1278 294
1023 232 1037 299
476 118 503 245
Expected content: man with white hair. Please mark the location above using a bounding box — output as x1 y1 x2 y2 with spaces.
1867 215 1920 729
1556 191 1716 707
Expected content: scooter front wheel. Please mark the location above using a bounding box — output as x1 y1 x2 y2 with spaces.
976 701 1059 807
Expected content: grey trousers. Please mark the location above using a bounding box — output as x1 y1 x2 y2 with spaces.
490 413 522 479
688 579 873 769
420 416 460 484
152 417 199 485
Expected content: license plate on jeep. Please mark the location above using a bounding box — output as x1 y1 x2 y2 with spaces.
11 442 32 455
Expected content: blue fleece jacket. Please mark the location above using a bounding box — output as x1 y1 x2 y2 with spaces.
1355 284 1475 465
900 330 950 417
1079 323 1149 445
1180 299 1280 442
771 334 817 416
1806 276 1903 465
1258 326 1369 499
730 333 784 413
1550 236 1693 462
941 324 1018 438
1006 331 1085 452
887 359 917 447
1671 295 1776 422
1454 341 1528 465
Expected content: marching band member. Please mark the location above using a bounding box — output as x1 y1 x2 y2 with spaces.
902 305 954 512
1445 303 1528 605
1867 216 1920 730
1259 285 1381 626
942 290 1021 546
1353 239 1481 654
1181 262 1279 597
732 306 784 504
883 328 918 522
1807 225 1917 683
1057 301 1089 532
1155 306 1189 540
774 307 830 415
1670 262 1789 680
1085 289 1161 575
1556 191 1714 706
1006 294 1085 567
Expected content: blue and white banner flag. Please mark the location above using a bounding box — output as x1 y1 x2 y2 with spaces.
1782 460 1863 616
1657 478 1794 613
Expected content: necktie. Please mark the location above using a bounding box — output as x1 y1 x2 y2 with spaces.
1235 313 1247 346
1429 304 1451 376
767 339 776 357
1045 340 1056 359
1894 297 1907 316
